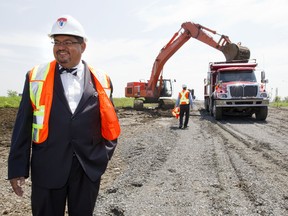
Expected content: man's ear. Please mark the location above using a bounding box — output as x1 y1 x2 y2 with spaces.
81 42 86 53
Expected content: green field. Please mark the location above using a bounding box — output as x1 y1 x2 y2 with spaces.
0 96 135 108
113 97 134 108
270 101 288 108
1 96 288 108
0 96 22 108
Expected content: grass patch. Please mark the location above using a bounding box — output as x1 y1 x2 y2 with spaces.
0 96 172 109
113 97 134 108
0 96 21 108
0 96 136 108
270 101 288 108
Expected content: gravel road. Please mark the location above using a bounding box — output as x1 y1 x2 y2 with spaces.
97 103 288 216
1 103 288 216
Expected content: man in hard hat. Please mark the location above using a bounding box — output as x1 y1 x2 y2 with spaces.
175 84 193 129
7 15 120 216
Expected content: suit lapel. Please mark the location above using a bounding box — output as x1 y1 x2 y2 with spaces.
74 64 97 115
54 65 71 112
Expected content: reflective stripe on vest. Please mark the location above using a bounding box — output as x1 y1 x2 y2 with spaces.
92 68 111 97
179 90 190 105
29 61 56 143
29 60 120 143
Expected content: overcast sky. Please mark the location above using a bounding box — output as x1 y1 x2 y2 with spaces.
1 0 287 100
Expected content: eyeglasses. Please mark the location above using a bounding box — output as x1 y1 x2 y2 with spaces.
51 41 81 46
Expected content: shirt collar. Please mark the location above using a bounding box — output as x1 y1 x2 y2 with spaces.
58 61 84 78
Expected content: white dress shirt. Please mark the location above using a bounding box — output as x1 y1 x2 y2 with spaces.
59 62 84 113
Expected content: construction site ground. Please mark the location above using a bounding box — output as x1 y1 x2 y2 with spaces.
1 101 288 216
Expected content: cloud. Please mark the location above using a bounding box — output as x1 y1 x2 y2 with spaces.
0 0 287 99
135 0 288 32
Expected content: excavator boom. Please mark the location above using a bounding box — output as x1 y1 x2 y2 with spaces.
147 21 250 94
181 22 250 61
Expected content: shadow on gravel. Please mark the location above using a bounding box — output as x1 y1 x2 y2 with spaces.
198 108 268 125
117 107 173 118
170 126 180 130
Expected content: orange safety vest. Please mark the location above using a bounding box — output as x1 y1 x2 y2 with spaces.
29 60 120 143
179 90 190 105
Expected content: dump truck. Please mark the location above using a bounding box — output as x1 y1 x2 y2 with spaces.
204 59 269 120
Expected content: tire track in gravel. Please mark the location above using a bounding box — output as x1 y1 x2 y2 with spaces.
198 113 255 215
217 118 288 173
210 115 288 215
96 107 288 216
264 107 288 133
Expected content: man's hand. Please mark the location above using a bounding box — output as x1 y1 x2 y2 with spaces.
10 177 25 196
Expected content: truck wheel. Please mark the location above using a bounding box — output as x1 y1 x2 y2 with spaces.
204 98 209 112
213 103 222 120
210 100 214 116
255 107 268 121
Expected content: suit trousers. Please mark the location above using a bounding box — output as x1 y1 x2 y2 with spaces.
179 104 190 128
31 156 101 216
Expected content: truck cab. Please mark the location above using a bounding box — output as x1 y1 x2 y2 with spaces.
204 59 269 120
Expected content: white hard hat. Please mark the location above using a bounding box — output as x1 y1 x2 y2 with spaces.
182 84 187 88
48 15 87 41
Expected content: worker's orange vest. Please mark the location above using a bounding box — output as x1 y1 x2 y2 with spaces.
179 90 190 105
29 60 120 143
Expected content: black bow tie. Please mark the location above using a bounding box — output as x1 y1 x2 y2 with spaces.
59 67 77 76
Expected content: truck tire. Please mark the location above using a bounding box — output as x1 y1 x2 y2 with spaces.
204 98 209 112
255 106 268 121
212 103 222 120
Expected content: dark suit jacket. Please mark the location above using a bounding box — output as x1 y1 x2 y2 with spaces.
8 61 117 189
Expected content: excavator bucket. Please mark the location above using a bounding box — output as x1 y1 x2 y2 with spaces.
222 43 250 61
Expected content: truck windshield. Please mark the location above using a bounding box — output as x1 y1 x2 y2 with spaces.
219 70 256 82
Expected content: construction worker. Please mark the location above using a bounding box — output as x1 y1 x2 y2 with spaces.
7 15 120 216
175 84 193 129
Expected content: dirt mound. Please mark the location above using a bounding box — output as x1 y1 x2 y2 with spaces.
0 108 17 147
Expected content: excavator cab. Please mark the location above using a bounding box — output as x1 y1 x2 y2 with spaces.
159 79 173 97
154 78 175 109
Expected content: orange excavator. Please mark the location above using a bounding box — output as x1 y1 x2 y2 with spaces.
125 21 250 110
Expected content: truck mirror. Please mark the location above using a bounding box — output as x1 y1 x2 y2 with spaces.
261 71 266 82
206 72 211 85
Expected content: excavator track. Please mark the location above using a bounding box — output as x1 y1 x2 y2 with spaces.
159 99 175 110
133 99 144 111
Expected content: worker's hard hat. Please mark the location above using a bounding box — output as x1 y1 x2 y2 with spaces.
48 15 87 41
182 84 187 88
